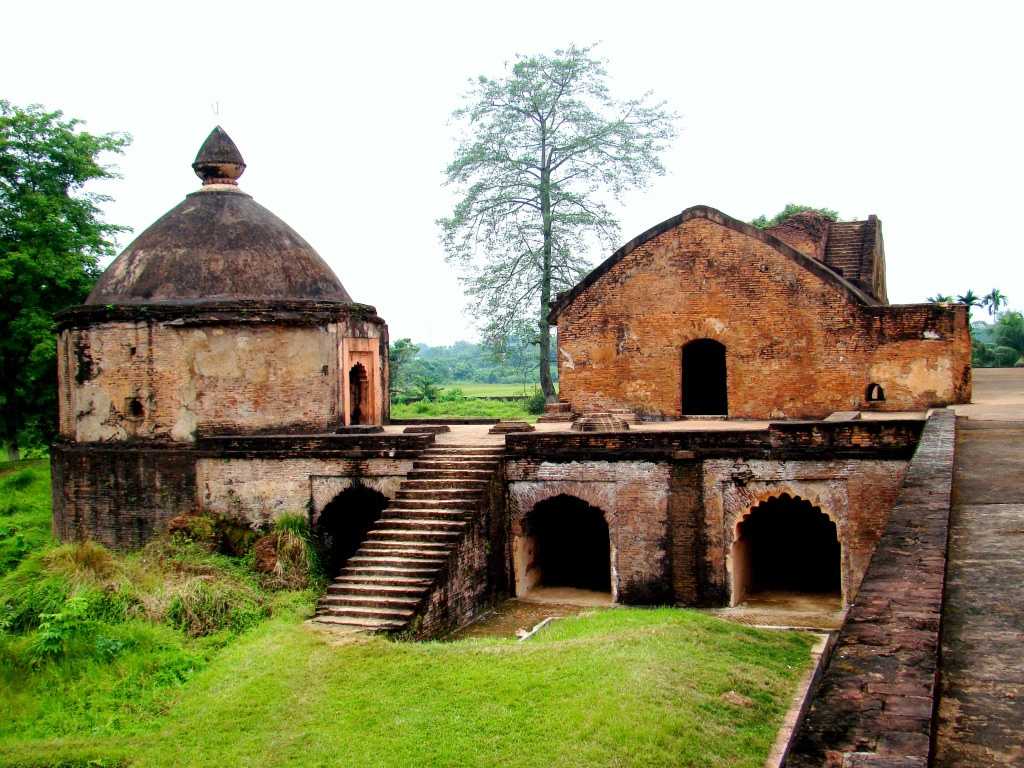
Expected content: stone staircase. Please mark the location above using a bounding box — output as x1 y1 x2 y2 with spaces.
313 444 504 632
824 221 867 281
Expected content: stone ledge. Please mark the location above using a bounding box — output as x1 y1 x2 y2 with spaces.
784 409 957 767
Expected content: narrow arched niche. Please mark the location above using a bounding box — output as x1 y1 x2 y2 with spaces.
865 382 886 402
517 494 612 598
315 485 388 577
730 493 842 608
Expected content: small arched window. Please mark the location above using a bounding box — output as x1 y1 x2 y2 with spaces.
865 383 886 402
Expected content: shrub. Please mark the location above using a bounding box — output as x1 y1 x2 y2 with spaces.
165 577 267 637
44 541 116 584
439 387 465 402
1 468 38 492
525 389 547 415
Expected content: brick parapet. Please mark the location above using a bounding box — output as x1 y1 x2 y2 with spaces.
784 409 957 767
505 420 923 462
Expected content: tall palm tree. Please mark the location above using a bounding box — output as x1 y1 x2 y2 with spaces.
983 288 1009 319
957 289 981 312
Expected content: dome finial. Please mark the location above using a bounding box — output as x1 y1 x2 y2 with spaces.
192 126 246 185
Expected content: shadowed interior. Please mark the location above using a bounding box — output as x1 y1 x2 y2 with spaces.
682 338 728 416
525 495 611 593
316 486 388 576
731 494 841 604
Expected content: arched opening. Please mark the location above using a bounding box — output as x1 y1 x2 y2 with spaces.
865 382 886 402
682 339 728 416
348 362 369 425
315 485 388 576
730 494 841 607
518 495 612 597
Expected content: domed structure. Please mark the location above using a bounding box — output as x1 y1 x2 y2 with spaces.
53 129 390 548
87 127 351 305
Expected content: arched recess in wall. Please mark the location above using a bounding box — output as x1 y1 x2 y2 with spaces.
349 362 370 425
682 339 728 416
729 493 841 607
517 494 612 598
315 485 388 576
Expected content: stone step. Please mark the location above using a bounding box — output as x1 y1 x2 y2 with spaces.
327 581 429 596
319 593 422 609
340 563 442 578
382 509 469 521
376 517 467 531
316 604 415 621
389 498 477 510
413 459 500 470
407 469 496 480
421 448 505 456
396 488 483 500
347 554 448 567
333 574 433 587
311 615 406 631
401 479 488 490
357 543 453 559
367 528 461 542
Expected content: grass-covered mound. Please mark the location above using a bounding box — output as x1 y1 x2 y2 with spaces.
0 463 322 747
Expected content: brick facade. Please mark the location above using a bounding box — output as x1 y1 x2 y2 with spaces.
56 305 388 443
551 207 971 419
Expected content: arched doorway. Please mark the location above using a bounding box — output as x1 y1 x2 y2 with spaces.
682 339 727 416
348 362 369 425
316 486 388 576
517 495 612 597
730 494 841 606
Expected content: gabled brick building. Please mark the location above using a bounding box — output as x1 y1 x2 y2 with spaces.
549 205 971 419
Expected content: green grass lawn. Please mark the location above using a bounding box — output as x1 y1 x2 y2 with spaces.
440 383 553 398
0 458 816 768
391 398 536 421
1 608 814 768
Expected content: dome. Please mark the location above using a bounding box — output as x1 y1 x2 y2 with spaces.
86 127 352 306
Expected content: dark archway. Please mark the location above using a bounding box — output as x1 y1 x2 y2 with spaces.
731 494 841 605
316 485 388 576
682 339 727 416
349 363 369 425
521 495 611 594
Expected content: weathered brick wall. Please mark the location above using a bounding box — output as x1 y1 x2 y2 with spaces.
555 212 971 419
785 409 956 767
506 459 674 603
196 457 413 527
416 468 509 637
57 315 386 442
504 452 906 608
701 459 907 605
51 443 196 548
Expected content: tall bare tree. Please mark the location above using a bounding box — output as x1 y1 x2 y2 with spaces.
439 45 677 400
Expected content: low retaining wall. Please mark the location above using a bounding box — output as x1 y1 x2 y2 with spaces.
784 409 957 767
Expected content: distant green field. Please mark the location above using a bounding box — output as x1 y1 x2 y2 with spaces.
440 382 557 398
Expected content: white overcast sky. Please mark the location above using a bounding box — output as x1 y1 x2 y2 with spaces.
7 0 1022 344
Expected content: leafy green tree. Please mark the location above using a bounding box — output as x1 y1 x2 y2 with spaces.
0 102 129 459
994 311 1024 356
983 288 1008 319
411 376 441 403
750 204 839 229
387 338 419 398
439 44 677 401
927 294 955 304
